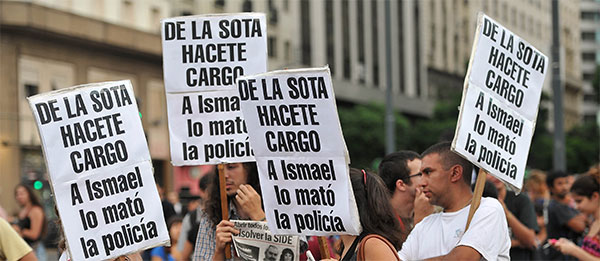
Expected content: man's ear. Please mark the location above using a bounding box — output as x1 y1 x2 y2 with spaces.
449 164 463 183
396 179 407 192
592 191 600 201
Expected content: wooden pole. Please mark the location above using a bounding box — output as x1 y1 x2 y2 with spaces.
465 169 487 231
317 236 331 259
218 164 232 259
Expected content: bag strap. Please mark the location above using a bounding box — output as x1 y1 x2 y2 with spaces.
357 234 400 261
341 232 368 261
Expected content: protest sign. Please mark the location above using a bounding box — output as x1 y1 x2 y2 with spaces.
452 13 548 191
237 67 361 236
161 13 267 165
28 81 169 260
232 220 300 261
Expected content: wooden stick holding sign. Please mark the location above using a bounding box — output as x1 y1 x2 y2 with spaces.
318 236 331 259
218 164 232 259
465 169 487 230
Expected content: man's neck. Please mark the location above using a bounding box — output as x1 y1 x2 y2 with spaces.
444 187 473 212
551 194 569 204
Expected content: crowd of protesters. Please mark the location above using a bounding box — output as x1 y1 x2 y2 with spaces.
151 141 598 261
1 141 598 261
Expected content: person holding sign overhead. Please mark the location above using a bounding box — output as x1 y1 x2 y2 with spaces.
192 162 265 260
398 142 510 260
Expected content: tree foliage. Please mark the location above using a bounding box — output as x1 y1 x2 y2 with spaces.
338 88 598 174
338 103 409 169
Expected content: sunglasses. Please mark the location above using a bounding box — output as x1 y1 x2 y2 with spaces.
407 172 422 179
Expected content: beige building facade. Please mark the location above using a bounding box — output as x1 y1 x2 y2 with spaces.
0 1 170 213
0 0 587 213
580 0 600 123
421 0 583 130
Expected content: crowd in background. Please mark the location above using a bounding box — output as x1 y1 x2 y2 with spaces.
1 144 599 261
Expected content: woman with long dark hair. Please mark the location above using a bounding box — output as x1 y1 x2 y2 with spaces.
13 184 47 260
550 168 600 260
192 162 265 260
336 168 405 260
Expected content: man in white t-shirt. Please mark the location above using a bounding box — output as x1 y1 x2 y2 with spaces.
398 142 510 261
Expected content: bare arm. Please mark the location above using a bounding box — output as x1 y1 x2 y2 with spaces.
566 214 587 234
21 207 43 241
181 240 194 260
425 246 482 261
362 237 400 260
503 205 537 248
497 185 537 249
552 238 600 261
19 251 37 261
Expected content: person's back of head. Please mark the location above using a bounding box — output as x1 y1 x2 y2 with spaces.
525 170 547 199
570 169 600 198
349 168 405 249
378 151 420 193
421 142 473 187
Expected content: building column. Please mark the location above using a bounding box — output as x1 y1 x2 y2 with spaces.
0 37 22 214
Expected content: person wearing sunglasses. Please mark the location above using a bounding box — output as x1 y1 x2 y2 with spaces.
378 151 434 234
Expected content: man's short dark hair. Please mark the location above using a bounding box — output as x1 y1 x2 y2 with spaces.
546 170 569 189
421 142 473 186
378 151 420 192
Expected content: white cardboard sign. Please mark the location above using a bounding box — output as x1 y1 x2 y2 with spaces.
28 81 169 260
237 67 360 236
161 13 267 165
452 13 549 190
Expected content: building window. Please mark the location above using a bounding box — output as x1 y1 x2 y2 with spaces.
268 37 277 58
242 0 252 12
581 11 598 21
268 0 278 24
492 0 498 18
122 0 134 25
151 7 162 27
372 0 379 86
397 0 404 92
284 41 290 61
429 1 436 65
442 1 447 68
326 0 335 74
582 32 596 41
582 52 596 62
357 0 365 83
300 0 311 66
215 0 225 7
414 2 421 97
342 0 350 79
24 84 38 97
